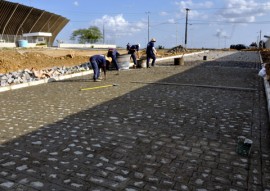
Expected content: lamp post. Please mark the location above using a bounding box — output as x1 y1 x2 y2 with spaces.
103 22 105 44
184 8 190 48
146 11 150 42
259 30 262 48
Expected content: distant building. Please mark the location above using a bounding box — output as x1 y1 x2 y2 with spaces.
265 36 270 49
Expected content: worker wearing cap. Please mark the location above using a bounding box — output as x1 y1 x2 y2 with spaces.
128 43 140 68
107 48 120 71
89 54 109 82
126 43 130 51
146 38 157 68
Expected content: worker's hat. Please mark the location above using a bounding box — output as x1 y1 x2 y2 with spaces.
104 55 112 62
151 38 156 42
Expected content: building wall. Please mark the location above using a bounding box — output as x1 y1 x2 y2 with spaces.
58 43 117 49
0 42 116 49
0 42 37 48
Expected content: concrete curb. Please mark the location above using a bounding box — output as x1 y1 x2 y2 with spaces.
0 70 93 92
264 79 270 120
0 51 209 93
259 52 270 120
155 50 209 62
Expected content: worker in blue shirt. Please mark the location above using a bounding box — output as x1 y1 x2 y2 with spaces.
126 43 130 51
146 38 157 68
128 43 140 68
89 55 108 82
107 48 120 71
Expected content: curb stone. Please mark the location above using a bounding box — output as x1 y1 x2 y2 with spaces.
259 51 270 121
0 70 93 92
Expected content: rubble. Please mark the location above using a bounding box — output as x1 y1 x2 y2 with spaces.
167 45 187 54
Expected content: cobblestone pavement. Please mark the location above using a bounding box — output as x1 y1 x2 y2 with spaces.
0 51 270 191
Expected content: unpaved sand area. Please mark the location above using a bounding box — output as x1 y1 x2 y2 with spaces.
0 48 129 74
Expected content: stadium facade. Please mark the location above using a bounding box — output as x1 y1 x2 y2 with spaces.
0 0 69 46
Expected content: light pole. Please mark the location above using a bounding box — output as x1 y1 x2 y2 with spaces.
103 22 105 44
184 8 190 48
259 30 262 48
146 11 150 42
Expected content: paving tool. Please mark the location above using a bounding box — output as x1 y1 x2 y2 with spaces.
80 84 119 91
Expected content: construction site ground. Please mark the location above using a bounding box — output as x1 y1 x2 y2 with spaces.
1 50 270 190
0 47 270 74
0 48 179 74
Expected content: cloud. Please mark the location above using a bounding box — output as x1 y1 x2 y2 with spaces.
176 0 213 9
218 0 270 23
175 0 270 23
160 11 168 16
175 0 214 18
168 19 176 24
74 1 79 6
214 29 229 38
92 14 146 38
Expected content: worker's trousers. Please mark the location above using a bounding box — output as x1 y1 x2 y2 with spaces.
90 61 100 80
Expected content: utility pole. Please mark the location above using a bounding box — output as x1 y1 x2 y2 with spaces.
259 30 262 48
184 8 190 48
146 11 150 42
103 22 105 44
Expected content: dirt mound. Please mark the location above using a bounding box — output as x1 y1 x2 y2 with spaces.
0 48 170 74
0 49 90 74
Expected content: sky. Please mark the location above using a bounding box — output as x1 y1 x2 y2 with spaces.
7 0 270 49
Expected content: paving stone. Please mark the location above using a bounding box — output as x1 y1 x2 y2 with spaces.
0 51 270 190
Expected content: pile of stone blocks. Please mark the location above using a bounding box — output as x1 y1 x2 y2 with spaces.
0 62 91 87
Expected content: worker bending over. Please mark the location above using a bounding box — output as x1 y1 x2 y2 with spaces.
89 55 109 82
128 43 140 68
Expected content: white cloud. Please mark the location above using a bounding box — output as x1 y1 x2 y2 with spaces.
175 0 270 23
92 14 146 38
168 19 176 24
175 0 214 17
218 0 270 23
160 11 168 16
214 29 228 38
74 1 79 6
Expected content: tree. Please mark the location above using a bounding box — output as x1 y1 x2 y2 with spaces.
70 26 103 43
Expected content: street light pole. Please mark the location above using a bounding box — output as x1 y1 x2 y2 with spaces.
146 11 150 42
103 22 105 44
184 8 190 48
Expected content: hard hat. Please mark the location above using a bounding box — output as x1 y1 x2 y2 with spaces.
151 38 156 42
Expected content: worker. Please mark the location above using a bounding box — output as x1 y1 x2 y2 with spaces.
126 43 130 51
107 48 120 71
146 38 157 68
89 54 109 82
128 43 140 68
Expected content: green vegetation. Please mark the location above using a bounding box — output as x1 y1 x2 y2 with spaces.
36 43 47 46
70 26 103 44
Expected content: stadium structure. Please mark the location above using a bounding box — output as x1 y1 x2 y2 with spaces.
0 0 69 47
